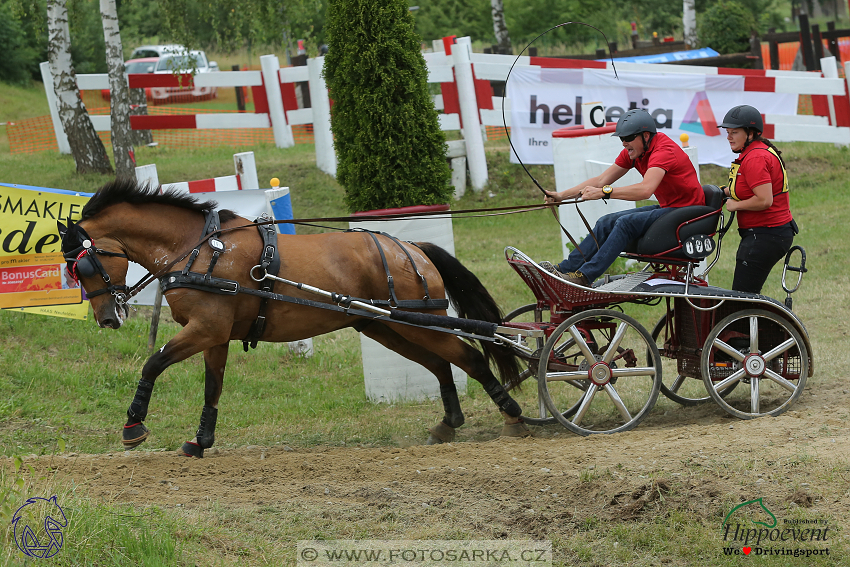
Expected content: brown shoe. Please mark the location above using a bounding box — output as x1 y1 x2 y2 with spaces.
562 271 590 287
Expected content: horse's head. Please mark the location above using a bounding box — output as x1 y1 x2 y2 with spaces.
58 219 130 329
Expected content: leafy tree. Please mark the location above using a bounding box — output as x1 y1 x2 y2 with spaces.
413 0 491 46
0 1 40 84
699 0 756 54
324 0 452 212
155 0 323 55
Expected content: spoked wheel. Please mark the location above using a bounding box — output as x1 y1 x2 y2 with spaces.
652 314 738 406
701 309 809 419
501 303 562 426
538 309 662 436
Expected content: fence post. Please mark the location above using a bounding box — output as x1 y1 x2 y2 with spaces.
812 24 824 68
39 62 71 155
750 33 764 70
135 163 160 188
822 56 839 126
799 14 816 71
308 55 337 177
232 64 246 111
767 28 780 70
452 37 488 191
234 151 259 189
134 162 164 350
260 54 295 148
826 22 841 61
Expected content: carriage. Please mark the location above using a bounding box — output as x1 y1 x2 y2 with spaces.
61 180 812 452
494 184 812 436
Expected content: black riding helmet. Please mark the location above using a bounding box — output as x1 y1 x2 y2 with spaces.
719 104 764 133
613 108 657 138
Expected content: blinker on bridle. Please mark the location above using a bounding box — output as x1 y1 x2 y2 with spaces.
61 221 129 303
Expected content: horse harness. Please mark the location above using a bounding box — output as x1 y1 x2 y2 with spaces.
158 210 452 350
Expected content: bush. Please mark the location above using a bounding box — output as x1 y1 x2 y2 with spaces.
324 0 452 213
699 0 756 54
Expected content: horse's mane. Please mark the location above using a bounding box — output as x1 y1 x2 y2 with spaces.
81 178 238 223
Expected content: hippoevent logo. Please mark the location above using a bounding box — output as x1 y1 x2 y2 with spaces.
721 497 830 558
11 495 68 559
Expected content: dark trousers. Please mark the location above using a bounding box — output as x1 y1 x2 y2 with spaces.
732 227 794 294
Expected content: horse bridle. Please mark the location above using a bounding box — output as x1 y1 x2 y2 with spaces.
60 221 130 303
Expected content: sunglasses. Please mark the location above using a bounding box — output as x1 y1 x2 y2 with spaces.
619 133 639 143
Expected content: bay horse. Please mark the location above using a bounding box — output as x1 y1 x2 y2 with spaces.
58 179 529 457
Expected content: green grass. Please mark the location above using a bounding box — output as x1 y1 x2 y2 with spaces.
2 78 850 565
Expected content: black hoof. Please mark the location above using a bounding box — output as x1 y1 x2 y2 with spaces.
177 441 204 458
122 422 150 449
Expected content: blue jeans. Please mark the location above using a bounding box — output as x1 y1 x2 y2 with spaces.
557 205 670 281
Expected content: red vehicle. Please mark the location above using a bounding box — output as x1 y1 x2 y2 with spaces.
100 57 159 101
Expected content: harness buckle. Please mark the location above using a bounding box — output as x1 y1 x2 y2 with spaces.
219 281 239 294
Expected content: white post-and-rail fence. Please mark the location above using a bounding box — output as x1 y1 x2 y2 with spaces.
43 39 850 193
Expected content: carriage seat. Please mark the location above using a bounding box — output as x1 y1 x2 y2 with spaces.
622 184 724 261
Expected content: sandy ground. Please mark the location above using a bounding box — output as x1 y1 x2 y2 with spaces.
13 377 850 549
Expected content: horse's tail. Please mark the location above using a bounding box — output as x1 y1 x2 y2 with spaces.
415 242 520 390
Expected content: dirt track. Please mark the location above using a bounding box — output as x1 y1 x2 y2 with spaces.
15 379 850 543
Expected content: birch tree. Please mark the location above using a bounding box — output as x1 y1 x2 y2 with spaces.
100 0 135 179
46 0 113 174
491 0 511 54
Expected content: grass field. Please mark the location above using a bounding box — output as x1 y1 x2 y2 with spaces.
1 79 849 565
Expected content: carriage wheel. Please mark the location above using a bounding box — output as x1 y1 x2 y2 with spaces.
538 309 662 436
700 309 809 419
501 303 564 425
652 314 738 406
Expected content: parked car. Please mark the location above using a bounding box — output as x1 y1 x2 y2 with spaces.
129 44 184 60
99 57 159 101
149 51 219 103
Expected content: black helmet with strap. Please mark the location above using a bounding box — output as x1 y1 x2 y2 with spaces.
613 108 657 137
719 104 764 133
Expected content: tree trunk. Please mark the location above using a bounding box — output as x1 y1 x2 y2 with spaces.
100 0 135 180
490 0 512 54
129 87 154 146
46 0 113 175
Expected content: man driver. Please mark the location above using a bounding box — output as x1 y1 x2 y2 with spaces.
542 108 705 286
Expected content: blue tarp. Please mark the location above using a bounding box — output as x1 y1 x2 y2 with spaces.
600 47 720 64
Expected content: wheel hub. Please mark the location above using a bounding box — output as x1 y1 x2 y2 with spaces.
589 362 612 385
743 353 766 377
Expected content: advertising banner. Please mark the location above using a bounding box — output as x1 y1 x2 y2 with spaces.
507 67 798 166
0 184 90 317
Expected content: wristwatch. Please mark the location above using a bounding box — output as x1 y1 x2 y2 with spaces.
602 185 613 199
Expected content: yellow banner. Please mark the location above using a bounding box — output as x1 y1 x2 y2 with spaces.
13 302 89 320
0 185 91 316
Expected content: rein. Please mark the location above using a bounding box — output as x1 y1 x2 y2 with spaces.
500 21 621 259
122 200 585 300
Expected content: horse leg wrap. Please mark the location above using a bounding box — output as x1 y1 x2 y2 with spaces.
123 380 153 449
482 378 522 418
440 383 465 428
126 379 154 424
195 405 218 449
